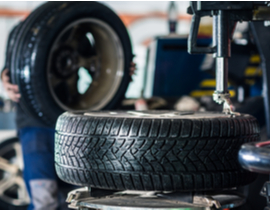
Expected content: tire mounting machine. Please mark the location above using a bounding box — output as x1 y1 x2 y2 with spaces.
66 2 270 210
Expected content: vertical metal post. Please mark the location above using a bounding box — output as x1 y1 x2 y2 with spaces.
213 10 230 95
216 57 229 93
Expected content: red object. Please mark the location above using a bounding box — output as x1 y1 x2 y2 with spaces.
135 99 148 111
255 141 270 147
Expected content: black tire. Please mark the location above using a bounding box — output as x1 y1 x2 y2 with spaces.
0 138 29 210
55 111 259 191
4 21 23 76
10 2 132 127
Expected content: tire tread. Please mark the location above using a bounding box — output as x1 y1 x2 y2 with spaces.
55 112 259 191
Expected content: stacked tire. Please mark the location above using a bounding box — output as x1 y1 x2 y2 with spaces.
55 111 259 191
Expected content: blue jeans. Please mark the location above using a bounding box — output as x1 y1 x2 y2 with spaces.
19 126 70 210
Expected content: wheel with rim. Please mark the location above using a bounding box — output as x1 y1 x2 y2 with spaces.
55 110 259 191
10 1 133 127
0 138 29 210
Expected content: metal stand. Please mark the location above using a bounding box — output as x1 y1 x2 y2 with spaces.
66 188 245 210
188 2 270 114
250 21 270 139
239 140 270 209
261 182 270 210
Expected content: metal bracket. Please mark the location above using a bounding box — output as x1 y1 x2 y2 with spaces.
66 187 91 209
193 195 221 209
260 181 270 208
66 188 245 210
213 92 240 116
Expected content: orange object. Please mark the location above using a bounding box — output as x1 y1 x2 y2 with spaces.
119 13 191 27
0 9 192 27
0 8 29 18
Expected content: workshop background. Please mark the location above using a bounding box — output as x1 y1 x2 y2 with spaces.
0 1 195 113
0 2 263 125
0 1 262 130
0 1 268 210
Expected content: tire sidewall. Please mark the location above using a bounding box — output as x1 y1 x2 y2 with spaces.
14 2 132 126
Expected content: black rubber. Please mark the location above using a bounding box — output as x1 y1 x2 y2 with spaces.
55 111 260 191
10 2 132 127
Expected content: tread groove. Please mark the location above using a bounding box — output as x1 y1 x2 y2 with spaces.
55 112 259 191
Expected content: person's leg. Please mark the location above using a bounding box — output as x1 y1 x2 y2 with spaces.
19 126 58 210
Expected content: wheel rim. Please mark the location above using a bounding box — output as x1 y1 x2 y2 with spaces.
47 18 124 111
0 139 30 206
